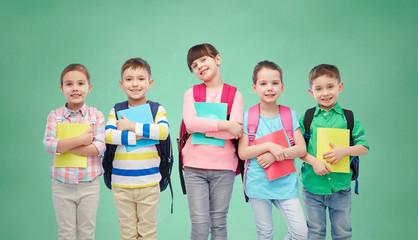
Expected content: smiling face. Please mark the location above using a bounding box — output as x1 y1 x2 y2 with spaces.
253 68 284 104
120 67 153 106
60 70 92 111
309 75 343 112
190 55 221 83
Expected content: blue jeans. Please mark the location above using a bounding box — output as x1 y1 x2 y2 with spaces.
302 187 352 240
184 167 235 240
249 198 308 240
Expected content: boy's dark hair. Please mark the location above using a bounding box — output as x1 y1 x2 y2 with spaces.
309 64 340 87
121 58 152 79
252 60 283 84
187 43 219 72
60 64 90 86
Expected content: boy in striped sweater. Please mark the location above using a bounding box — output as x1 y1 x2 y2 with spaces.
105 58 169 240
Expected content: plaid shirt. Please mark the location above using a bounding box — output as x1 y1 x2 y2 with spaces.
43 104 106 184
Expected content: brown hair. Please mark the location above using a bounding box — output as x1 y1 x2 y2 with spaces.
187 43 219 72
252 60 283 84
309 64 340 87
60 64 90 86
121 58 151 79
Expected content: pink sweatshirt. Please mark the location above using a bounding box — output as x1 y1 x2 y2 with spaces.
182 86 244 171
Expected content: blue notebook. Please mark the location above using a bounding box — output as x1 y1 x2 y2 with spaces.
191 102 227 147
116 103 159 152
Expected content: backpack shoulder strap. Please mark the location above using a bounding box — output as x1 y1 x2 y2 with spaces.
221 83 237 115
247 104 260 144
279 105 294 146
55 107 65 123
114 101 129 120
147 100 160 120
303 107 316 146
343 109 354 142
193 83 206 102
88 107 98 125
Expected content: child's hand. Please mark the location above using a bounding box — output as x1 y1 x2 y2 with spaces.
117 114 136 132
268 143 287 161
257 152 275 168
323 142 347 165
136 135 145 140
312 158 332 176
78 126 94 146
227 121 244 139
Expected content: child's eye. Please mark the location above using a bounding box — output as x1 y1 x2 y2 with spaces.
192 64 197 69
328 85 334 89
273 82 280 85
66 83 72 86
260 82 266 86
315 87 321 91
201 57 206 62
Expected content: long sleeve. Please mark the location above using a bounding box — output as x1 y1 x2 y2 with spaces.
182 87 244 139
105 107 137 145
205 91 244 139
134 105 169 140
183 88 219 133
92 110 106 155
43 110 60 155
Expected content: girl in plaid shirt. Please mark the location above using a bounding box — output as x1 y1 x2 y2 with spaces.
43 64 105 240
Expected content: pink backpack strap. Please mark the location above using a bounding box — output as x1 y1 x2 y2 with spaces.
279 105 294 146
247 104 260 144
220 83 237 115
192 83 206 102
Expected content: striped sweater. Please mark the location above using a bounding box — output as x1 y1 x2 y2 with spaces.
105 103 169 188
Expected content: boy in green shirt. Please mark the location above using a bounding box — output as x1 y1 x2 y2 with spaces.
299 64 369 240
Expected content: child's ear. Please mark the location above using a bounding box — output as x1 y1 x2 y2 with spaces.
308 88 314 98
119 80 123 89
148 79 154 89
215 54 222 66
88 84 92 93
338 82 343 93
60 85 64 94
252 83 257 94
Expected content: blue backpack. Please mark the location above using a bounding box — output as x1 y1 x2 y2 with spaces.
303 107 360 194
102 100 173 212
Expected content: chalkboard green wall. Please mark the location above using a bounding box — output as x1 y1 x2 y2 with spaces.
1 0 417 239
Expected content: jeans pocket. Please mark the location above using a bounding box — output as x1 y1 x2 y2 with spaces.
340 187 351 195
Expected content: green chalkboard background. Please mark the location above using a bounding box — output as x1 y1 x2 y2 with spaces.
1 0 417 239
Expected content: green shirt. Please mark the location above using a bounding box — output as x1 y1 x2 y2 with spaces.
299 102 370 195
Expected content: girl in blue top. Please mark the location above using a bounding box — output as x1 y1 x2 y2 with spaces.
238 61 308 240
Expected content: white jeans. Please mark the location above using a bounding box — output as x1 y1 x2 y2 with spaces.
52 178 100 240
249 198 308 240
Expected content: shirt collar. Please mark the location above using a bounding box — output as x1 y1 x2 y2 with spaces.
314 102 343 115
63 104 88 117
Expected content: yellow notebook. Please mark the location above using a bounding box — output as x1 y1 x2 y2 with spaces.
316 128 350 173
54 123 90 168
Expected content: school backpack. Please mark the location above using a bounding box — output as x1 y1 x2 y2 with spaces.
241 104 294 202
177 83 244 195
302 107 360 194
102 100 174 212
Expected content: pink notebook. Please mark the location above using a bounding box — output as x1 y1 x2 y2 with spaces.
254 130 296 181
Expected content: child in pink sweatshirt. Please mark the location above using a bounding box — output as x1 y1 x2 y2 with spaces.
182 43 244 240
